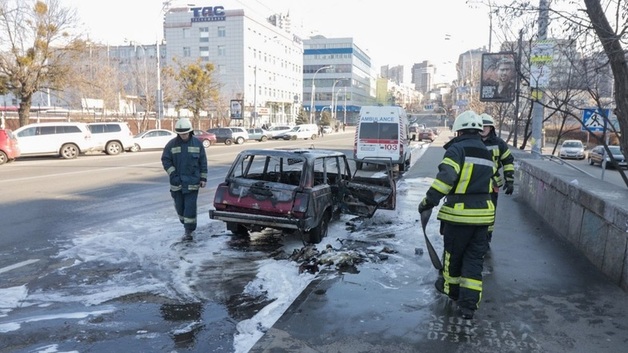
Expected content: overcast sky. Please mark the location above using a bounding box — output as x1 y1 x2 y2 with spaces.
61 0 494 83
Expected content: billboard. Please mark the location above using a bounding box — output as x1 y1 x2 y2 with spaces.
230 99 243 119
480 52 517 103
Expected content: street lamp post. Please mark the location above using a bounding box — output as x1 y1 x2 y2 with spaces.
331 78 346 122
309 65 333 124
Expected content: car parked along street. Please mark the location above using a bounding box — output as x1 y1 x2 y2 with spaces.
13 122 96 159
87 122 135 155
193 129 217 148
559 139 585 160
130 129 176 152
0 128 20 165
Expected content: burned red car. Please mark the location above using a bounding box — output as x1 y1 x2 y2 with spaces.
209 148 396 244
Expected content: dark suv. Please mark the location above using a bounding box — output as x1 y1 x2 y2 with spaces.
209 148 397 244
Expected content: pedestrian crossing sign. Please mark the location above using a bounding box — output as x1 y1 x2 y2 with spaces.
581 108 612 132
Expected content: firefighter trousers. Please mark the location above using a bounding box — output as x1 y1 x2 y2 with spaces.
170 190 199 232
441 222 489 312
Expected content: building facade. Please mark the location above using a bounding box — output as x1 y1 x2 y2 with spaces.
411 60 436 94
163 5 303 127
303 36 378 126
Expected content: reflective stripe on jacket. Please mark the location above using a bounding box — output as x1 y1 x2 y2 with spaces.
426 134 496 226
483 134 515 187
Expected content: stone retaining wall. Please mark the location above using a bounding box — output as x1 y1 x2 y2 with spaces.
516 156 628 292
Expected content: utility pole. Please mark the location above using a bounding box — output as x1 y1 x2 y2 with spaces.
531 0 549 156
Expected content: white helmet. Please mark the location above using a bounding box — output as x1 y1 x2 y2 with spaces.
175 118 193 134
452 110 483 132
480 113 495 127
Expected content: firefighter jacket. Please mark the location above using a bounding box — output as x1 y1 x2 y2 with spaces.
161 135 208 193
425 134 496 226
483 133 515 188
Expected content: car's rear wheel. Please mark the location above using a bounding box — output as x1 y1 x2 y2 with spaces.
130 144 141 152
304 211 330 244
225 139 233 146
105 141 123 155
236 137 245 144
0 151 7 165
260 136 268 142
311 134 317 140
60 143 80 159
202 139 211 148
227 222 249 236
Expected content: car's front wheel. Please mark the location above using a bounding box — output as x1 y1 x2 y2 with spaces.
0 151 7 165
202 139 211 148
588 157 594 165
224 139 233 146
260 136 268 142
236 137 245 144
60 143 80 159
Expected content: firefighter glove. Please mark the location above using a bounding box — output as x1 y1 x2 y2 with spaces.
504 181 514 195
418 198 435 214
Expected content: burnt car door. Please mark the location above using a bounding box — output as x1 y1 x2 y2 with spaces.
337 157 397 218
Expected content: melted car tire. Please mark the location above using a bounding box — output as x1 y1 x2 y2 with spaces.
305 211 330 244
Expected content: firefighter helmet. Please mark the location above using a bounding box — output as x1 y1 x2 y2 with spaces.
452 110 483 132
174 118 193 134
480 113 495 127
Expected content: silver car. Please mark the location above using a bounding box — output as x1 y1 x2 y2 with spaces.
559 140 585 160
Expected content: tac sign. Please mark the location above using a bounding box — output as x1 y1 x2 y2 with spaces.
581 109 612 132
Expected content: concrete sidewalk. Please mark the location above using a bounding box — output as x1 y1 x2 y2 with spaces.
250 133 628 353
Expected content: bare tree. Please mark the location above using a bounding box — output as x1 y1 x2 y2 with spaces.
0 0 84 126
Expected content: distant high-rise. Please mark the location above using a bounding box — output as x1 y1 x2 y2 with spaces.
381 65 404 85
411 61 435 94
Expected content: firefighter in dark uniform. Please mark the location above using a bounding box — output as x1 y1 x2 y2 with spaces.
418 110 496 320
479 113 515 244
161 118 208 241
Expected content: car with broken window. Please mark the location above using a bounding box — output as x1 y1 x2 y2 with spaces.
209 148 397 244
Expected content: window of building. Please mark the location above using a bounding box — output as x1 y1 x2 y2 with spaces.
183 28 191 39
183 47 191 57
200 46 209 57
218 45 226 56
200 27 209 42
217 26 226 37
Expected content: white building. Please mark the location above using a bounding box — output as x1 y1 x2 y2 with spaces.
163 5 303 126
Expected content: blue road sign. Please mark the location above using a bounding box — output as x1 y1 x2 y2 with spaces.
581 108 613 132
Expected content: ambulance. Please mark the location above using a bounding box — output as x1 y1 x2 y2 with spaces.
353 105 411 172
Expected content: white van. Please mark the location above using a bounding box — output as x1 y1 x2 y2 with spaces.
275 124 318 140
353 105 411 171
13 122 96 159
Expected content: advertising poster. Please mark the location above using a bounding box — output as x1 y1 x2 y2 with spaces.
230 99 243 119
480 52 517 103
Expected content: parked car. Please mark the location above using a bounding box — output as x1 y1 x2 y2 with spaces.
322 125 333 134
87 122 134 155
13 122 96 159
559 139 585 160
275 124 319 140
208 127 237 145
0 128 20 165
209 148 397 244
227 127 249 144
193 129 216 148
418 128 436 142
130 129 176 152
587 145 627 169
267 125 293 139
247 128 271 142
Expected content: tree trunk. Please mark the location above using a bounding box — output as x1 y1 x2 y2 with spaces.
584 0 628 163
18 93 33 127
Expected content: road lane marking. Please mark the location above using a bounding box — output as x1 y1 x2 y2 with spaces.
0 259 40 274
